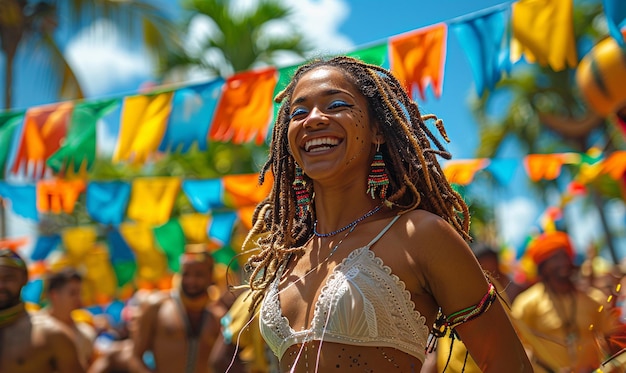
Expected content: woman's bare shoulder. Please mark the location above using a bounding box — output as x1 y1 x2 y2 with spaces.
394 209 466 250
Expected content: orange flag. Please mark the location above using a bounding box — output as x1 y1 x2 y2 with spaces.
126 177 181 225
210 67 277 145
223 172 273 208
443 159 489 185
36 178 86 214
511 0 577 71
390 23 447 100
602 151 626 180
113 92 173 165
0 237 28 251
11 102 73 178
524 153 580 181
237 206 257 230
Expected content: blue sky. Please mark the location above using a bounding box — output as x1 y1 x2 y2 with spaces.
4 0 624 260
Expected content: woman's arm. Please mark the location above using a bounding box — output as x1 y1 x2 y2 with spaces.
411 212 532 372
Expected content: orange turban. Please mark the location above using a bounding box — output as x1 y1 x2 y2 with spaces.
526 231 574 265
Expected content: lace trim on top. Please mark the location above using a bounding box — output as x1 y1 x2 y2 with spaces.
259 239 429 363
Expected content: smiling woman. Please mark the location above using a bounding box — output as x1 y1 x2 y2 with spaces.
234 56 532 372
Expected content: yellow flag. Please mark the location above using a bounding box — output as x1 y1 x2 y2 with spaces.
62 226 97 259
126 177 181 225
113 92 173 164
178 213 210 243
119 222 168 283
81 244 117 305
511 0 577 71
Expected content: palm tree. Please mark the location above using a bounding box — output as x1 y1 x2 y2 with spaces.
151 0 313 181
161 0 311 79
0 0 181 238
470 1 625 263
0 0 181 110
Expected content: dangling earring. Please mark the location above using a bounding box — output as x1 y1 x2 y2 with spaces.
367 143 389 200
293 165 311 218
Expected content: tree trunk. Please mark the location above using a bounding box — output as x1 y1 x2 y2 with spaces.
590 186 620 265
0 51 15 239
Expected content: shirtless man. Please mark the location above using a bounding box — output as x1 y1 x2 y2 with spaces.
129 245 220 373
40 267 97 369
88 289 156 373
0 249 85 373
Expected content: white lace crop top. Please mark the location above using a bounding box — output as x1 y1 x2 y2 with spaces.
259 215 430 363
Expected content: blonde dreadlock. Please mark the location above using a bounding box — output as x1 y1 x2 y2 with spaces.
244 56 471 312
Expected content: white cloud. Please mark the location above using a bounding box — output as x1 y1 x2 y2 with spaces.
63 1 353 94
280 0 353 55
184 0 353 71
64 19 153 97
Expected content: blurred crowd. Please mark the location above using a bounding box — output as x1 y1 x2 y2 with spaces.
1 229 626 372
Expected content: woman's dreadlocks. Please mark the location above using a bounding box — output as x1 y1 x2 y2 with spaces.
242 56 470 312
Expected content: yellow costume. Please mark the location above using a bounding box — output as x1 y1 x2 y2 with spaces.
221 290 278 373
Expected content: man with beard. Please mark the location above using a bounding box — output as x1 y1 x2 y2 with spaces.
0 249 85 372
129 245 220 373
511 231 620 372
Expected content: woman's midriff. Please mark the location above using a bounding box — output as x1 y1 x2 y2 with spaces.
279 341 423 372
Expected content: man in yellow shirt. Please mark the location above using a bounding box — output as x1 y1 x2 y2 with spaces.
511 231 619 372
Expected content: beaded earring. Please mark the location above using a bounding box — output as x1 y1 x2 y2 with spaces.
293 165 311 218
366 143 389 200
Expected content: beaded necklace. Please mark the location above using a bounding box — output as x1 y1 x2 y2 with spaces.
0 302 26 328
313 204 382 238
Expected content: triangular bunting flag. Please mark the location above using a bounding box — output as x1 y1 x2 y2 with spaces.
451 7 511 96
113 92 173 164
62 226 98 259
119 222 168 283
208 211 238 246
182 179 224 213
106 228 136 263
389 23 447 100
47 99 119 174
602 151 626 180
126 177 181 225
0 112 24 179
511 0 577 71
524 153 580 181
0 182 38 221
210 67 277 145
603 0 626 46
11 102 74 178
86 181 131 225
178 213 210 243
348 42 390 69
36 179 86 214
30 234 60 261
223 173 273 208
443 159 489 185
153 220 186 273
486 158 518 186
80 243 118 305
159 79 224 153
